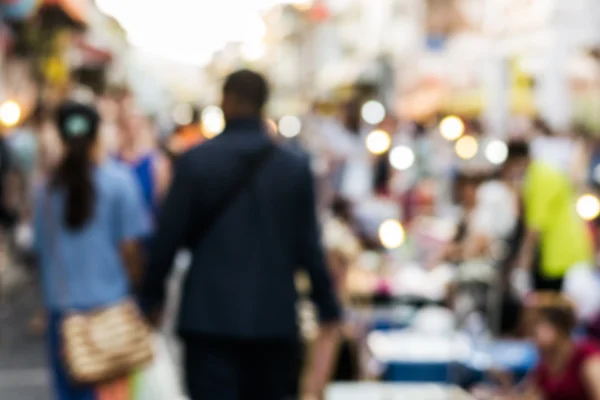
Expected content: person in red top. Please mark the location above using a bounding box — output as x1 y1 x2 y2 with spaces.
524 293 600 399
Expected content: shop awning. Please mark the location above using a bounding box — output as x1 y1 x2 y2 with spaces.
398 85 537 120
441 88 536 117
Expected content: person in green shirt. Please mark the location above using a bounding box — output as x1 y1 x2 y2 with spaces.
510 142 593 291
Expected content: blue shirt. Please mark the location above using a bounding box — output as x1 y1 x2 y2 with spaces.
34 161 149 311
117 152 157 222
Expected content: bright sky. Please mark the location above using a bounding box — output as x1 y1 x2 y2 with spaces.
96 0 311 65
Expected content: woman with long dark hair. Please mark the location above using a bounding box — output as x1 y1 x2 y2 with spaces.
33 102 148 399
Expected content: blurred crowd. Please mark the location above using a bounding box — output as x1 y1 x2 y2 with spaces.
295 97 600 398
2 69 600 400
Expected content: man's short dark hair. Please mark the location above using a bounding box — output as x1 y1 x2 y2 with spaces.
223 69 269 111
507 141 530 161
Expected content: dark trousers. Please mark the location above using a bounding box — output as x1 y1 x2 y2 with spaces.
183 336 298 400
531 248 564 292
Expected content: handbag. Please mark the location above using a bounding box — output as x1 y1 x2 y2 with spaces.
45 191 153 385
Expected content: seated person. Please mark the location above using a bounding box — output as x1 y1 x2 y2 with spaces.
522 293 600 400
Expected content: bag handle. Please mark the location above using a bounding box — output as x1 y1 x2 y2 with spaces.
186 142 276 248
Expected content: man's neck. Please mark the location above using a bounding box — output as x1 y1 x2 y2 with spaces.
224 116 264 132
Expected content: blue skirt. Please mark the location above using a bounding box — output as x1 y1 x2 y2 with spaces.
47 312 96 400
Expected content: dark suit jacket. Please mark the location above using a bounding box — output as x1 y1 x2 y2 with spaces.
141 117 341 339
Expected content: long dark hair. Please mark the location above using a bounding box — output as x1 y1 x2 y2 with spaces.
53 102 100 230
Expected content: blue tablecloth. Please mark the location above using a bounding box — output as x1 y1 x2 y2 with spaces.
384 362 455 383
382 340 537 384
372 319 411 331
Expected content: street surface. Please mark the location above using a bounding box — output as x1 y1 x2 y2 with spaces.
0 282 50 400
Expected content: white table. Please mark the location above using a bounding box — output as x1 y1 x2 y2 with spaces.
326 383 474 400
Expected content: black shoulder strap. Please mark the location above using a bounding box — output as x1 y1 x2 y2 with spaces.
188 142 276 248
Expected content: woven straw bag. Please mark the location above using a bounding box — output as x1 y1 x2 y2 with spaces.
61 300 153 384
45 193 153 384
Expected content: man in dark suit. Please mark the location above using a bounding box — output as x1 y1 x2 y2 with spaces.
141 70 341 400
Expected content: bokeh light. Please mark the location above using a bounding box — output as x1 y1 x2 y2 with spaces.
577 194 600 221
455 135 478 160
485 140 508 165
201 106 225 138
366 130 391 155
440 116 465 141
361 100 386 125
0 100 21 127
378 219 405 249
389 145 415 171
278 115 302 138
172 103 193 126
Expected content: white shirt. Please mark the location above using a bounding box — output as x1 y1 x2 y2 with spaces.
321 121 373 201
563 264 600 321
471 181 517 241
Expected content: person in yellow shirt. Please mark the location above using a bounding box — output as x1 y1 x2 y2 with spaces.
511 142 593 291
